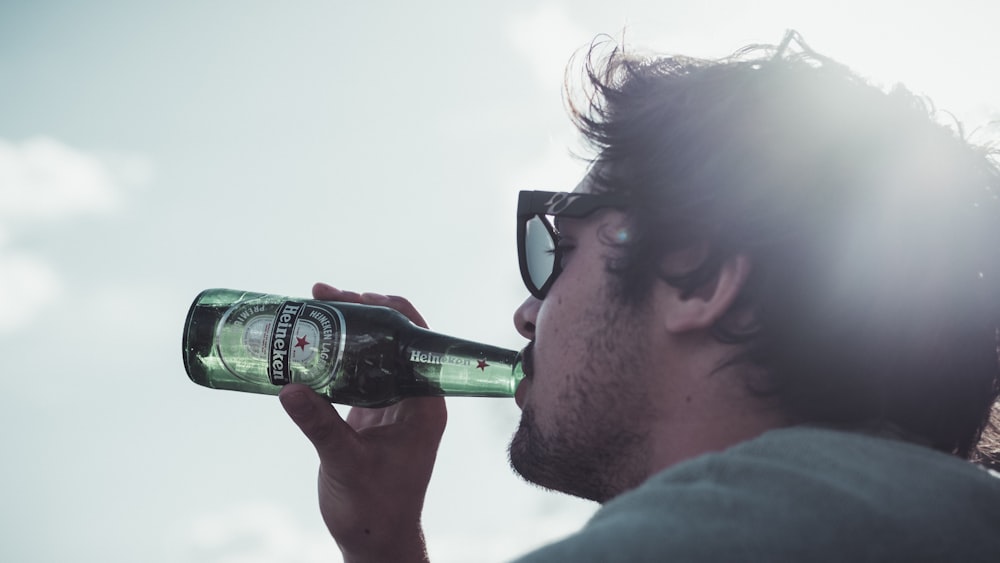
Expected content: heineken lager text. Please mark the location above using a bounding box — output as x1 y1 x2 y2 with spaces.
182 288 524 407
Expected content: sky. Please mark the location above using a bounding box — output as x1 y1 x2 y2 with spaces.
1 1 998 562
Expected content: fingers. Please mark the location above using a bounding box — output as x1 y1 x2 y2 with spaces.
312 282 362 302
396 397 448 449
312 282 428 328
389 397 448 430
279 384 355 466
376 294 428 328
346 396 448 444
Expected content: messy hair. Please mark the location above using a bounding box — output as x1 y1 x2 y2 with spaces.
570 32 1000 461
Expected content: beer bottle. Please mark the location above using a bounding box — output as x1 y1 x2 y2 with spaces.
182 288 525 407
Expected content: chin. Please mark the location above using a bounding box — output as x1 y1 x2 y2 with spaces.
507 408 546 484
507 408 578 496
506 403 636 503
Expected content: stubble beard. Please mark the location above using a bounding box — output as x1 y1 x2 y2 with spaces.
507 298 654 503
508 406 647 502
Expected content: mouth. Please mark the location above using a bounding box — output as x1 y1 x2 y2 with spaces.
514 342 534 409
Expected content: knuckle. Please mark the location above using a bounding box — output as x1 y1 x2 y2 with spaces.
385 295 414 309
361 292 389 304
306 422 335 446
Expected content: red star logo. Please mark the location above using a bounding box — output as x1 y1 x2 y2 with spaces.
295 335 310 351
476 360 489 371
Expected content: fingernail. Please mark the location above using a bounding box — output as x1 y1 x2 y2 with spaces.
281 390 314 418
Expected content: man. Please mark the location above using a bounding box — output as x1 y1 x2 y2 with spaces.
278 32 1000 562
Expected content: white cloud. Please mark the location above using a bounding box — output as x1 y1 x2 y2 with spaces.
507 4 592 93
430 505 590 563
0 244 62 333
0 136 152 334
175 501 337 563
0 136 144 221
507 136 591 192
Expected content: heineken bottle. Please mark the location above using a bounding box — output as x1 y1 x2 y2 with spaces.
182 288 525 407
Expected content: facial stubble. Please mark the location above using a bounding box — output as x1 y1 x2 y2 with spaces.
507 296 656 503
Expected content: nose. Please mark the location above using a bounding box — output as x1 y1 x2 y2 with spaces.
513 296 540 340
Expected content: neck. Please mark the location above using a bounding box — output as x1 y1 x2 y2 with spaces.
647 398 788 474
639 358 788 490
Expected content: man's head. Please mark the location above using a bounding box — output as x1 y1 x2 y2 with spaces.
510 33 1000 498
511 169 775 502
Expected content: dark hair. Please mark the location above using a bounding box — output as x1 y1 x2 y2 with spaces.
570 33 1000 460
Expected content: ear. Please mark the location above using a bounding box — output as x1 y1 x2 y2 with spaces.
662 253 753 334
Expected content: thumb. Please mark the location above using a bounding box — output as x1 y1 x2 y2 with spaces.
279 384 355 464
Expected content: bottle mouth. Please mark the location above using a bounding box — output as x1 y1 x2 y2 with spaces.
182 289 223 386
512 350 527 386
517 342 534 380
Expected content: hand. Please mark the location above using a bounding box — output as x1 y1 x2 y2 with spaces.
279 282 447 563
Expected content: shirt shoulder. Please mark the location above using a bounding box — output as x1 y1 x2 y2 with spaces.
511 427 1000 563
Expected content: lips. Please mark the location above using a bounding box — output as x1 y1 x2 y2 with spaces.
521 342 534 379
514 342 534 409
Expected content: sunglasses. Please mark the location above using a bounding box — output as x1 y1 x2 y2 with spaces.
517 190 629 299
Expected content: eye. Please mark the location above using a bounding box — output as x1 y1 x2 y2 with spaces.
543 233 572 254
549 239 576 268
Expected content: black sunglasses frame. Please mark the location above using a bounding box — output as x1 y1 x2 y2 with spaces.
517 190 629 299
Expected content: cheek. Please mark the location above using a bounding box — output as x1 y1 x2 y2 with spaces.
535 298 575 356
533 300 591 385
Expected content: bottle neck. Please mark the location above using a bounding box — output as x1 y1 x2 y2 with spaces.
401 327 524 398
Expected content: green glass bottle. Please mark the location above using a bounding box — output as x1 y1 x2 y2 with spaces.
182 288 524 407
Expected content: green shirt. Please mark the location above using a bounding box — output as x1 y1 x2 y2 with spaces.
513 426 1000 562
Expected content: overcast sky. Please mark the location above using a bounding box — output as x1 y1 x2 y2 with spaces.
2 1 998 562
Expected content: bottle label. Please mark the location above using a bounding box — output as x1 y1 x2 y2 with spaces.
408 349 479 369
218 298 346 387
267 301 307 384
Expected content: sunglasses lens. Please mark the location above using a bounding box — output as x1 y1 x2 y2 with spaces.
524 215 556 292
